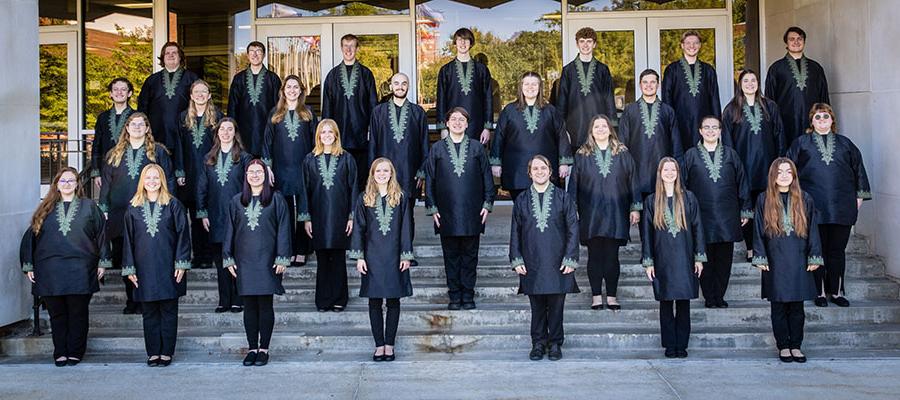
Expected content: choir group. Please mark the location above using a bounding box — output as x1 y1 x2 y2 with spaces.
20 26 871 367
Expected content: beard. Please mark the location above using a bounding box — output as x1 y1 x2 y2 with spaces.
392 89 408 99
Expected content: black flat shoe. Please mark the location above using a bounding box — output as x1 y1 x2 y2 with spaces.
147 357 160 367
332 305 345 313
55 359 67 367
383 352 395 362
373 352 385 362
791 350 807 363
254 352 269 366
461 302 476 310
664 348 677 358
677 349 688 358
779 351 793 363
718 300 729 308
159 357 172 367
447 303 462 311
230 306 243 313
830 296 850 307
214 306 228 313
705 300 716 308
66 358 80 366
547 343 562 361
243 351 258 366
590 304 604 310
607 304 621 311
529 344 545 361
814 296 828 307
318 308 330 312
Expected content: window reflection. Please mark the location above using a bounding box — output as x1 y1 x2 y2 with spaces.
267 36 323 114
39 0 77 26
569 0 725 12
257 1 409 18
40 44 70 184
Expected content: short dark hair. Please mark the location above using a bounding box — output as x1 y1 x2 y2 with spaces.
453 28 475 46
783 26 807 43
639 69 659 81
445 106 470 123
340 34 360 47
157 41 186 68
575 27 597 42
107 77 134 93
247 41 266 54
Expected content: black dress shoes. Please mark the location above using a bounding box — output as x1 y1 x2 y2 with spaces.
779 350 793 363
147 357 160 367
159 357 172 367
214 306 228 313
791 349 807 363
590 304 604 310
664 348 677 358
55 358 67 367
547 343 562 361
829 296 850 307
383 352 395 362
254 352 269 366
607 304 621 311
814 296 828 307
676 349 688 358
447 303 462 311
718 299 729 308
461 302 476 310
66 358 80 366
529 344 545 361
243 351 258 366
373 352 386 362
705 300 716 308
230 306 243 313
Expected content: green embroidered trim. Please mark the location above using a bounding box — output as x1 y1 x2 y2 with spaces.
400 251 415 261
630 202 643 212
857 191 872 199
215 152 230 186
808 256 824 265
245 198 262 231
454 59 474 95
374 197 395 236
639 98 660 139
813 133 835 165
340 62 360 99
56 200 80 236
510 257 525 268
559 157 573 165
694 253 708 263
91 168 101 178
484 122 493 129
317 154 339 190
191 114 209 149
297 213 311 222
782 195 794 236
163 68 184 99
574 57 597 96
445 136 469 177
743 102 763 135
489 156 501 166
663 200 681 237
561 257 578 269
262 158 272 167
175 260 192 270
98 203 109 214
482 201 493 212
679 58 701 97
109 108 131 142
416 169 425 179
698 143 724 182
751 256 768 266
522 105 540 134
642 257 654 267
246 67 266 106
196 210 208 218
348 249 364 259
785 54 808 91
175 169 185 178
530 185 554 233
22 262 34 272
121 266 136 276
741 210 754 219
125 147 145 179
141 201 163 238
284 109 300 141
425 206 439 216
274 256 291 266
389 100 410 143
593 148 612 177
223 257 236 267
99 259 112 269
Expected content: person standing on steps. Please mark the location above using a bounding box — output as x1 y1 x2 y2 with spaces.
662 31 721 153
137 42 198 154
228 41 282 158
91 78 134 187
436 28 494 144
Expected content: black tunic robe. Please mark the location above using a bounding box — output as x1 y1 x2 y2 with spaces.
227 67 282 156
196 150 252 244
424 136 496 236
90 106 133 178
19 199 111 296
122 199 192 302
349 193 414 299
721 98 785 192
490 103 572 191
567 148 641 243
137 68 199 151
661 59 721 152
298 152 358 250
262 107 318 196
752 192 823 302
765 55 830 146
368 99 429 196
99 145 176 239
641 192 707 301
177 110 223 209
619 98 683 194
510 186 580 295
682 144 752 243
223 193 292 296
321 62 377 150
786 133 872 225
554 57 617 150
436 58 494 139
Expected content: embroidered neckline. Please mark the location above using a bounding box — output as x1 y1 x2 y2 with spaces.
530 185 554 232
574 57 596 96
318 154 338 189
454 59 474 95
56 200 80 236
215 151 230 186
522 105 540 134
141 201 163 237
663 197 680 237
679 58 701 97
108 108 132 142
781 195 794 236
445 136 469 177
785 54 808 91
374 195 394 235
246 67 266 106
813 133 835 165
593 147 612 177
163 68 184 99
698 142 723 182
743 101 762 135
340 62 360 99
389 100 410 143
639 98 660 139
125 146 145 179
284 109 300 141
245 197 262 230
191 113 209 149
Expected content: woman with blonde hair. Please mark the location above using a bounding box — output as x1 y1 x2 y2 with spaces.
350 158 414 362
298 118 357 312
641 157 706 358
121 164 191 367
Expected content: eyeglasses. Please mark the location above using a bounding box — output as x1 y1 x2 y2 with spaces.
814 114 831 120
246 170 266 176
701 125 721 130
58 179 77 185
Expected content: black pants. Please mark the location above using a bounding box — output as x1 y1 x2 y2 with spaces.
243 295 275 350
43 294 92 359
440 235 480 304
285 195 311 257
586 236 621 296
141 299 179 357
368 298 401 347
700 242 735 302
818 224 852 296
189 210 213 266
770 301 805 350
741 190 764 252
639 192 653 242
211 243 241 308
348 148 369 192
659 300 690 350
315 249 348 309
528 294 566 346
111 237 137 310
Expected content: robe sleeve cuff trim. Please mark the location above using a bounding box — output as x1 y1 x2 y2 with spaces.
559 157 574 165
348 249 364 260
751 256 768 266
274 256 291 266
808 255 824 266
425 206 438 216
121 266 136 276
297 213 311 222
510 257 524 269
99 259 112 269
175 260 192 270
642 257 654 267
857 191 872 200
416 169 426 179
223 257 236 268
694 253 708 263
21 262 33 272
400 251 415 261
175 170 185 178
90 169 101 178
98 203 109 214
482 202 493 212
741 210 754 219
489 157 501 166
262 158 272 167
630 202 643 212
483 122 493 130
561 257 578 269
196 210 209 219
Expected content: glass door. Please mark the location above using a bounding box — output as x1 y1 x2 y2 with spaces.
332 22 413 103
39 31 80 197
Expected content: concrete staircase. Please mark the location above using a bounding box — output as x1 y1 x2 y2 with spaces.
2 205 899 361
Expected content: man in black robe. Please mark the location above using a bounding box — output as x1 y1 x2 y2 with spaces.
322 34 378 191
436 28 493 144
228 41 282 157
662 31 720 153
765 26 830 147
137 42 198 155
91 77 134 186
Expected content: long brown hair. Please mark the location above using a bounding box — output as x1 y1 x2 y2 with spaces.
183 80 219 130
205 117 245 166
652 157 687 231
726 69 770 123
129 164 173 207
763 158 808 238
363 158 402 208
312 119 344 156
270 75 312 123
577 114 626 156
515 72 547 111
106 112 163 167
31 167 84 235
806 103 838 134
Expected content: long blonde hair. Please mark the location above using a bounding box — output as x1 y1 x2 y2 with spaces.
763 158 808 238
270 75 313 123
652 157 687 231
129 164 173 207
31 167 84 235
106 112 163 167
363 157 402 208
577 114 626 156
312 119 344 156
183 80 219 130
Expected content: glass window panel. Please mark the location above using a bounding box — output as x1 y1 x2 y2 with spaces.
40 43 70 184
732 0 760 78
267 36 323 115
39 0 78 26
570 0 725 12
595 31 636 111
659 28 716 69
257 1 409 18
356 34 400 101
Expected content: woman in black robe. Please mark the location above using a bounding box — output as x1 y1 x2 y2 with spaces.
121 164 192 367
787 103 871 307
91 78 134 185
682 116 751 308
568 115 640 310
20 167 111 366
262 75 317 265
752 157 823 363
511 155 579 361
137 42 198 152
661 32 721 152
298 119 357 312
99 112 175 315
641 157 706 358
196 118 252 313
722 69 785 260
227 41 282 157
491 72 572 200
350 158 414 362
223 159 292 367
436 28 493 143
